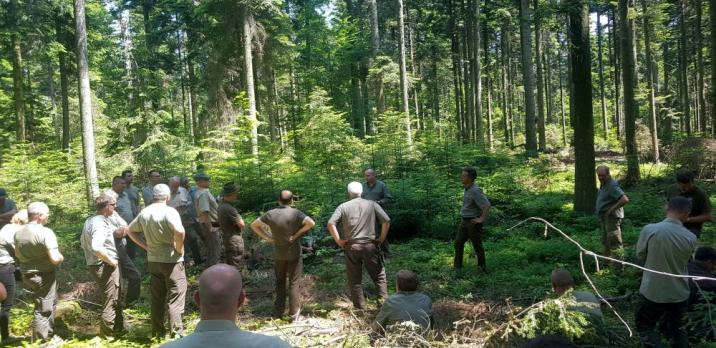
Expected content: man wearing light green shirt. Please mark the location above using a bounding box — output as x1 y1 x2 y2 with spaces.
635 196 696 348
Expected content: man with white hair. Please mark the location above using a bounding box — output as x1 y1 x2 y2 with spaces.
14 202 64 341
328 182 391 309
127 184 187 338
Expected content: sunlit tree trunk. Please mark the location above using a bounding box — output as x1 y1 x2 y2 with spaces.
620 0 641 183
243 6 258 157
397 0 413 148
519 0 538 156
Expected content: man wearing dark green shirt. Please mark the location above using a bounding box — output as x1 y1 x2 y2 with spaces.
595 166 629 259
456 167 491 272
666 169 713 238
362 169 393 257
0 189 17 229
217 183 245 269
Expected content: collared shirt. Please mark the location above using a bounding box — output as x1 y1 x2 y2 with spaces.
80 214 118 266
595 178 625 218
114 190 135 224
374 291 432 329
636 218 697 303
195 188 218 223
142 186 154 208
571 290 603 319
460 184 490 218
362 180 393 206
0 223 20 264
329 198 390 241
259 206 308 261
666 184 711 232
14 223 60 273
125 185 140 215
107 211 128 248
160 320 292 348
128 203 184 263
218 201 242 237
169 187 191 217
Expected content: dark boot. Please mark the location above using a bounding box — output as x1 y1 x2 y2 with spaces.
0 314 9 341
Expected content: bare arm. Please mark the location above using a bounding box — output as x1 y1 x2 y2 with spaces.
249 219 273 242
472 204 492 224
687 212 714 224
289 217 315 243
234 215 246 230
327 223 346 248
606 195 629 217
377 222 390 244
47 248 64 266
173 228 185 255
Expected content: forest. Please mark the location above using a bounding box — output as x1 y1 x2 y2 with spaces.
1 0 716 346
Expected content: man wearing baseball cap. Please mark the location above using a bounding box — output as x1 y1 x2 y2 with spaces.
217 183 245 270
0 189 17 229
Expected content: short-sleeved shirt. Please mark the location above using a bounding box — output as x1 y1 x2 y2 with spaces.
374 291 432 329
259 206 308 260
666 184 711 232
142 186 154 208
160 320 292 348
125 185 140 215
0 199 17 229
0 223 20 264
571 291 603 319
114 190 135 224
128 203 184 263
362 181 393 206
217 201 242 237
636 218 697 303
461 184 490 218
595 179 626 218
328 198 390 241
195 188 218 223
169 187 191 217
80 214 118 266
185 187 198 220
14 223 60 273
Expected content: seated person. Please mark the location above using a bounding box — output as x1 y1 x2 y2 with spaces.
551 268 603 320
688 246 716 304
373 270 432 332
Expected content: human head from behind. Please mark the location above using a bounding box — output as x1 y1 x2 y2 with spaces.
667 196 692 223
121 169 134 185
461 167 477 188
111 176 126 194
95 194 116 217
396 270 419 293
347 181 363 199
222 182 239 203
278 190 293 206
27 202 50 225
194 173 211 189
364 169 377 185
694 246 716 272
180 176 191 190
11 209 28 225
168 176 181 194
194 264 245 320
596 165 611 186
675 169 696 194
152 184 171 204
550 268 574 296
148 169 162 186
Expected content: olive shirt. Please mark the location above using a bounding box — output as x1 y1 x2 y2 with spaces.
125 185 140 215
0 223 20 264
362 181 393 206
142 186 154 208
374 291 433 329
128 203 184 263
258 206 308 260
195 188 218 223
328 198 390 241
666 184 711 232
595 179 626 218
160 320 292 348
460 184 490 219
217 201 242 236
636 218 697 303
80 214 118 266
114 191 135 224
14 223 60 273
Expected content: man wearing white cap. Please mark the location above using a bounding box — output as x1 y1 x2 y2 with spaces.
127 184 186 338
327 182 391 309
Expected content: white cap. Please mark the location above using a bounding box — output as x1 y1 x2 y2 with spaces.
347 181 363 195
153 183 171 198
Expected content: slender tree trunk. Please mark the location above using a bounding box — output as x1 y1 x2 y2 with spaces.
484 29 493 150
620 0 641 183
534 0 547 151
75 0 100 200
711 0 716 135
243 7 258 157
56 11 71 151
679 0 692 134
473 0 484 146
597 10 609 139
519 0 538 155
10 0 26 142
696 0 707 132
369 0 380 56
641 0 660 162
544 33 554 124
409 19 421 131
397 0 413 148
610 9 623 136
559 37 567 147
501 26 511 145
569 0 597 212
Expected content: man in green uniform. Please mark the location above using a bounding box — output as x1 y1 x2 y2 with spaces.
194 173 221 266
250 190 315 319
362 169 393 257
217 183 245 269
666 169 713 238
455 167 491 272
127 184 186 338
635 196 696 348
121 170 140 216
14 202 64 341
373 270 432 332
595 166 629 259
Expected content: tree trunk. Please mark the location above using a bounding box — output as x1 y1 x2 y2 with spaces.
534 0 546 151
696 0 707 132
75 0 100 200
569 0 597 213
519 0 538 155
679 0 691 134
711 0 716 135
409 18 421 131
397 0 413 148
369 0 380 56
544 33 554 125
501 25 511 145
56 11 71 151
597 10 609 139
472 0 484 146
559 37 567 147
610 9 623 137
620 0 641 183
243 7 258 157
641 0 660 162
10 0 26 142
484 29 493 150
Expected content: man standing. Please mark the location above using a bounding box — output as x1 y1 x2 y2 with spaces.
0 189 17 229
328 182 390 310
251 190 315 319
14 202 64 341
160 264 291 348
121 170 140 217
362 169 393 257
127 184 186 338
217 183 245 269
194 174 221 266
80 195 126 336
666 169 713 238
455 167 491 272
169 177 201 266
106 179 142 307
143 169 162 208
595 166 629 258
635 197 696 348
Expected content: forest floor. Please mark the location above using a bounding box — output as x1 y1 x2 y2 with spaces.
4 154 716 347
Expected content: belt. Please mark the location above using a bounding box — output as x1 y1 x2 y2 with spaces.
346 239 374 245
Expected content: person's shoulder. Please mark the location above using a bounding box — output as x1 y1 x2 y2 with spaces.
235 330 292 347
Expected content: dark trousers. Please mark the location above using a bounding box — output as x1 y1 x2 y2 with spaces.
89 263 123 335
223 234 245 270
635 296 688 348
115 238 141 306
0 264 15 340
454 220 486 270
148 262 186 338
198 225 222 266
344 242 387 309
22 271 56 341
275 257 303 316
183 221 203 265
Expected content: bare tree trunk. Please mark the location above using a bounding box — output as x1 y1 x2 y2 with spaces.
711 0 716 135
620 0 641 183
534 0 546 151
696 0 707 131
610 9 623 137
597 10 609 139
519 0 538 155
641 0 660 162
243 7 258 157
501 25 511 145
10 0 25 142
56 11 71 151
472 0 484 146
484 29 493 150
397 0 413 148
409 17 421 130
679 0 692 134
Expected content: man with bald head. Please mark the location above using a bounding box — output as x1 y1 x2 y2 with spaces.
328 182 391 309
161 264 291 348
251 190 315 319
595 166 629 259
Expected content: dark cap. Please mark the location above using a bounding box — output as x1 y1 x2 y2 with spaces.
222 182 239 195
193 173 211 182
0 188 6 197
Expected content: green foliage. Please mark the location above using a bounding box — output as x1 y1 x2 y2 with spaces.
511 296 592 341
